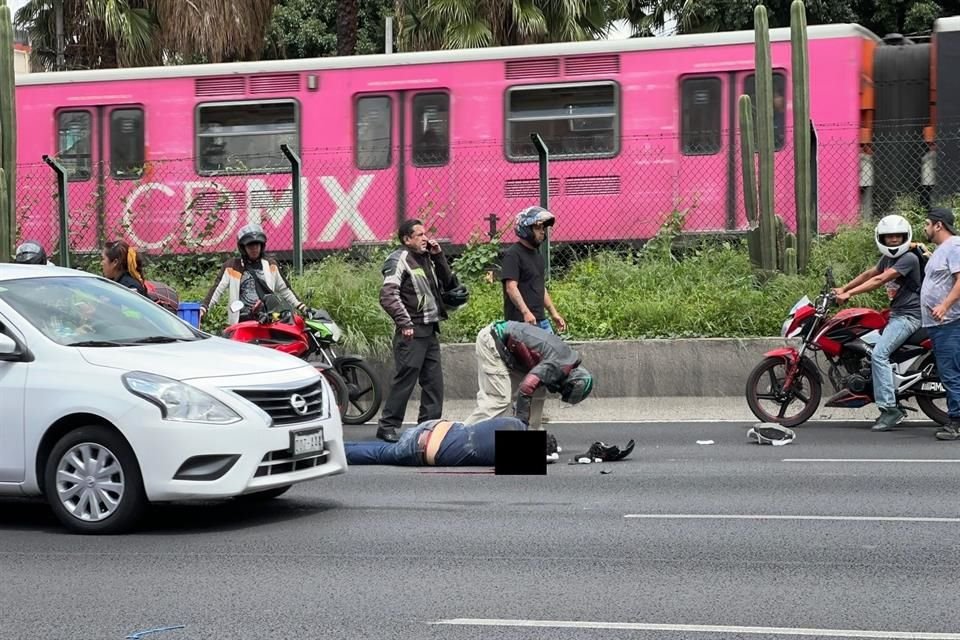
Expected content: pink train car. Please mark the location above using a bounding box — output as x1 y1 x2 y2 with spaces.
13 24 880 255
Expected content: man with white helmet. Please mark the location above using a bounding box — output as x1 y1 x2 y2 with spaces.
832 214 925 431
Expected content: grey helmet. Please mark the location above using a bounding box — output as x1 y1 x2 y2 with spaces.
237 223 267 255
14 241 47 265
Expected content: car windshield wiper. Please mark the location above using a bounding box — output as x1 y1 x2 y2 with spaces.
124 336 194 344
66 340 126 347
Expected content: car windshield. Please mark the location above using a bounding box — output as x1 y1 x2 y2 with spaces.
0 275 203 346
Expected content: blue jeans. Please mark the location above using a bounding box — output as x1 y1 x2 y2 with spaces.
928 319 960 419
538 318 554 334
873 314 922 409
344 417 526 466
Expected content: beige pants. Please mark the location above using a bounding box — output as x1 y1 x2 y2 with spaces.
463 323 546 430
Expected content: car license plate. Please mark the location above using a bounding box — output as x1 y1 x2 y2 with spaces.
290 428 323 459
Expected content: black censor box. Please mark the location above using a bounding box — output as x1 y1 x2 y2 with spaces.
494 429 546 475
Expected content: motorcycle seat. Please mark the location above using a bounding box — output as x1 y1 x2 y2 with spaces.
904 326 929 346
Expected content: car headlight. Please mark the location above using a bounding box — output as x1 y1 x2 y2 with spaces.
122 371 242 424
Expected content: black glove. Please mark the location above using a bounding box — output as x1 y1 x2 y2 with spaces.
572 439 635 462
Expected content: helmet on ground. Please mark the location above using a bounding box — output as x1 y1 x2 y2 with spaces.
875 214 912 258
237 223 267 254
514 206 555 243
14 241 47 265
442 284 470 309
560 366 593 405
747 423 796 445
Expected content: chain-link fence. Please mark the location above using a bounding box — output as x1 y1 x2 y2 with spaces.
13 120 960 269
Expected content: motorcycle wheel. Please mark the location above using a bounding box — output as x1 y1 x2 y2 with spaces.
914 353 950 425
337 360 383 425
745 356 822 427
316 366 349 417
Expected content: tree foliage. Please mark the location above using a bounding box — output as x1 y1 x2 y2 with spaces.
263 0 390 59
16 0 276 71
394 0 611 50
614 0 960 38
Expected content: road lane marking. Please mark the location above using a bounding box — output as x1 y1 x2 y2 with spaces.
782 458 960 463
623 514 960 523
431 618 960 638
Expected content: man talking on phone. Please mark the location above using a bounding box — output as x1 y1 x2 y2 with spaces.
376 219 459 442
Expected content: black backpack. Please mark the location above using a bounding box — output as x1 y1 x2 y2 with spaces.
895 243 930 292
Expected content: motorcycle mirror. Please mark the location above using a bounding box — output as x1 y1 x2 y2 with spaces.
825 267 836 289
229 300 244 313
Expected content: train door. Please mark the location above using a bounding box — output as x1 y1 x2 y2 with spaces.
403 91 455 241
353 89 454 243
676 70 789 232
676 74 734 231
53 104 145 254
732 70 791 230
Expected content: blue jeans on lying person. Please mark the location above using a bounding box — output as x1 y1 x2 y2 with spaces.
344 416 526 466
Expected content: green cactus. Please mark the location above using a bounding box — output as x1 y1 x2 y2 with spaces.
791 0 813 273
755 4 777 273
0 0 14 262
784 247 798 276
738 95 758 227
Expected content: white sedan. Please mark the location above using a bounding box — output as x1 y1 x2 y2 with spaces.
0 264 346 534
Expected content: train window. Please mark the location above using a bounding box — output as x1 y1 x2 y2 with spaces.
355 96 392 170
195 101 298 174
742 72 787 150
505 82 618 160
412 93 449 167
110 108 145 179
680 77 722 156
56 111 92 181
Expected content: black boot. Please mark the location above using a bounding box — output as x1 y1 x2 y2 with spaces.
376 425 399 443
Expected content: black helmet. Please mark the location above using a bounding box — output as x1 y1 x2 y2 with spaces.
560 366 593 405
442 284 470 309
14 241 47 265
237 223 267 254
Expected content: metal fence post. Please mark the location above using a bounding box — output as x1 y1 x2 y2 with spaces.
530 133 551 281
42 154 70 269
280 144 303 276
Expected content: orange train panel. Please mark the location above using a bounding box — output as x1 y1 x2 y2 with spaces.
860 37 877 149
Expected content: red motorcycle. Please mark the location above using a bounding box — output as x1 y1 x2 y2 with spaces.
222 298 351 417
745 268 948 427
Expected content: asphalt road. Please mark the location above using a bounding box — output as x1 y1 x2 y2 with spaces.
3 420 960 640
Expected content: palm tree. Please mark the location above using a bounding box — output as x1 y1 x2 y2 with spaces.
16 0 159 71
149 0 276 63
16 0 276 70
394 0 612 51
337 0 359 55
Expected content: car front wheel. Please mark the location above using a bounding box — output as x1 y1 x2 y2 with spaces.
44 426 147 535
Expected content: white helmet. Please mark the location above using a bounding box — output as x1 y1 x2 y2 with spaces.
875 214 912 258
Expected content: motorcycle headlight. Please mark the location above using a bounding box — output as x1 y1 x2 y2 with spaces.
122 371 242 424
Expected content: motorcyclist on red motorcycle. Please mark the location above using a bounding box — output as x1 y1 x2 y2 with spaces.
831 214 926 430
200 223 308 325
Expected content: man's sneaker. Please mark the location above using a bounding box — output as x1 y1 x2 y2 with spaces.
546 432 560 464
936 420 960 441
872 407 906 432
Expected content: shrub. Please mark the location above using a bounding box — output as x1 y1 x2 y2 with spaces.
71 198 937 353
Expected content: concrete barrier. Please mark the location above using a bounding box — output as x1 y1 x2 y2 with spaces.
358 337 941 424
365 337 790 400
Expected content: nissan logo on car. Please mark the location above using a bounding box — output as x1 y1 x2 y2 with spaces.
289 394 309 416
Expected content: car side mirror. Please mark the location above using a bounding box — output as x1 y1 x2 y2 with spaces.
0 333 21 361
230 300 244 314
